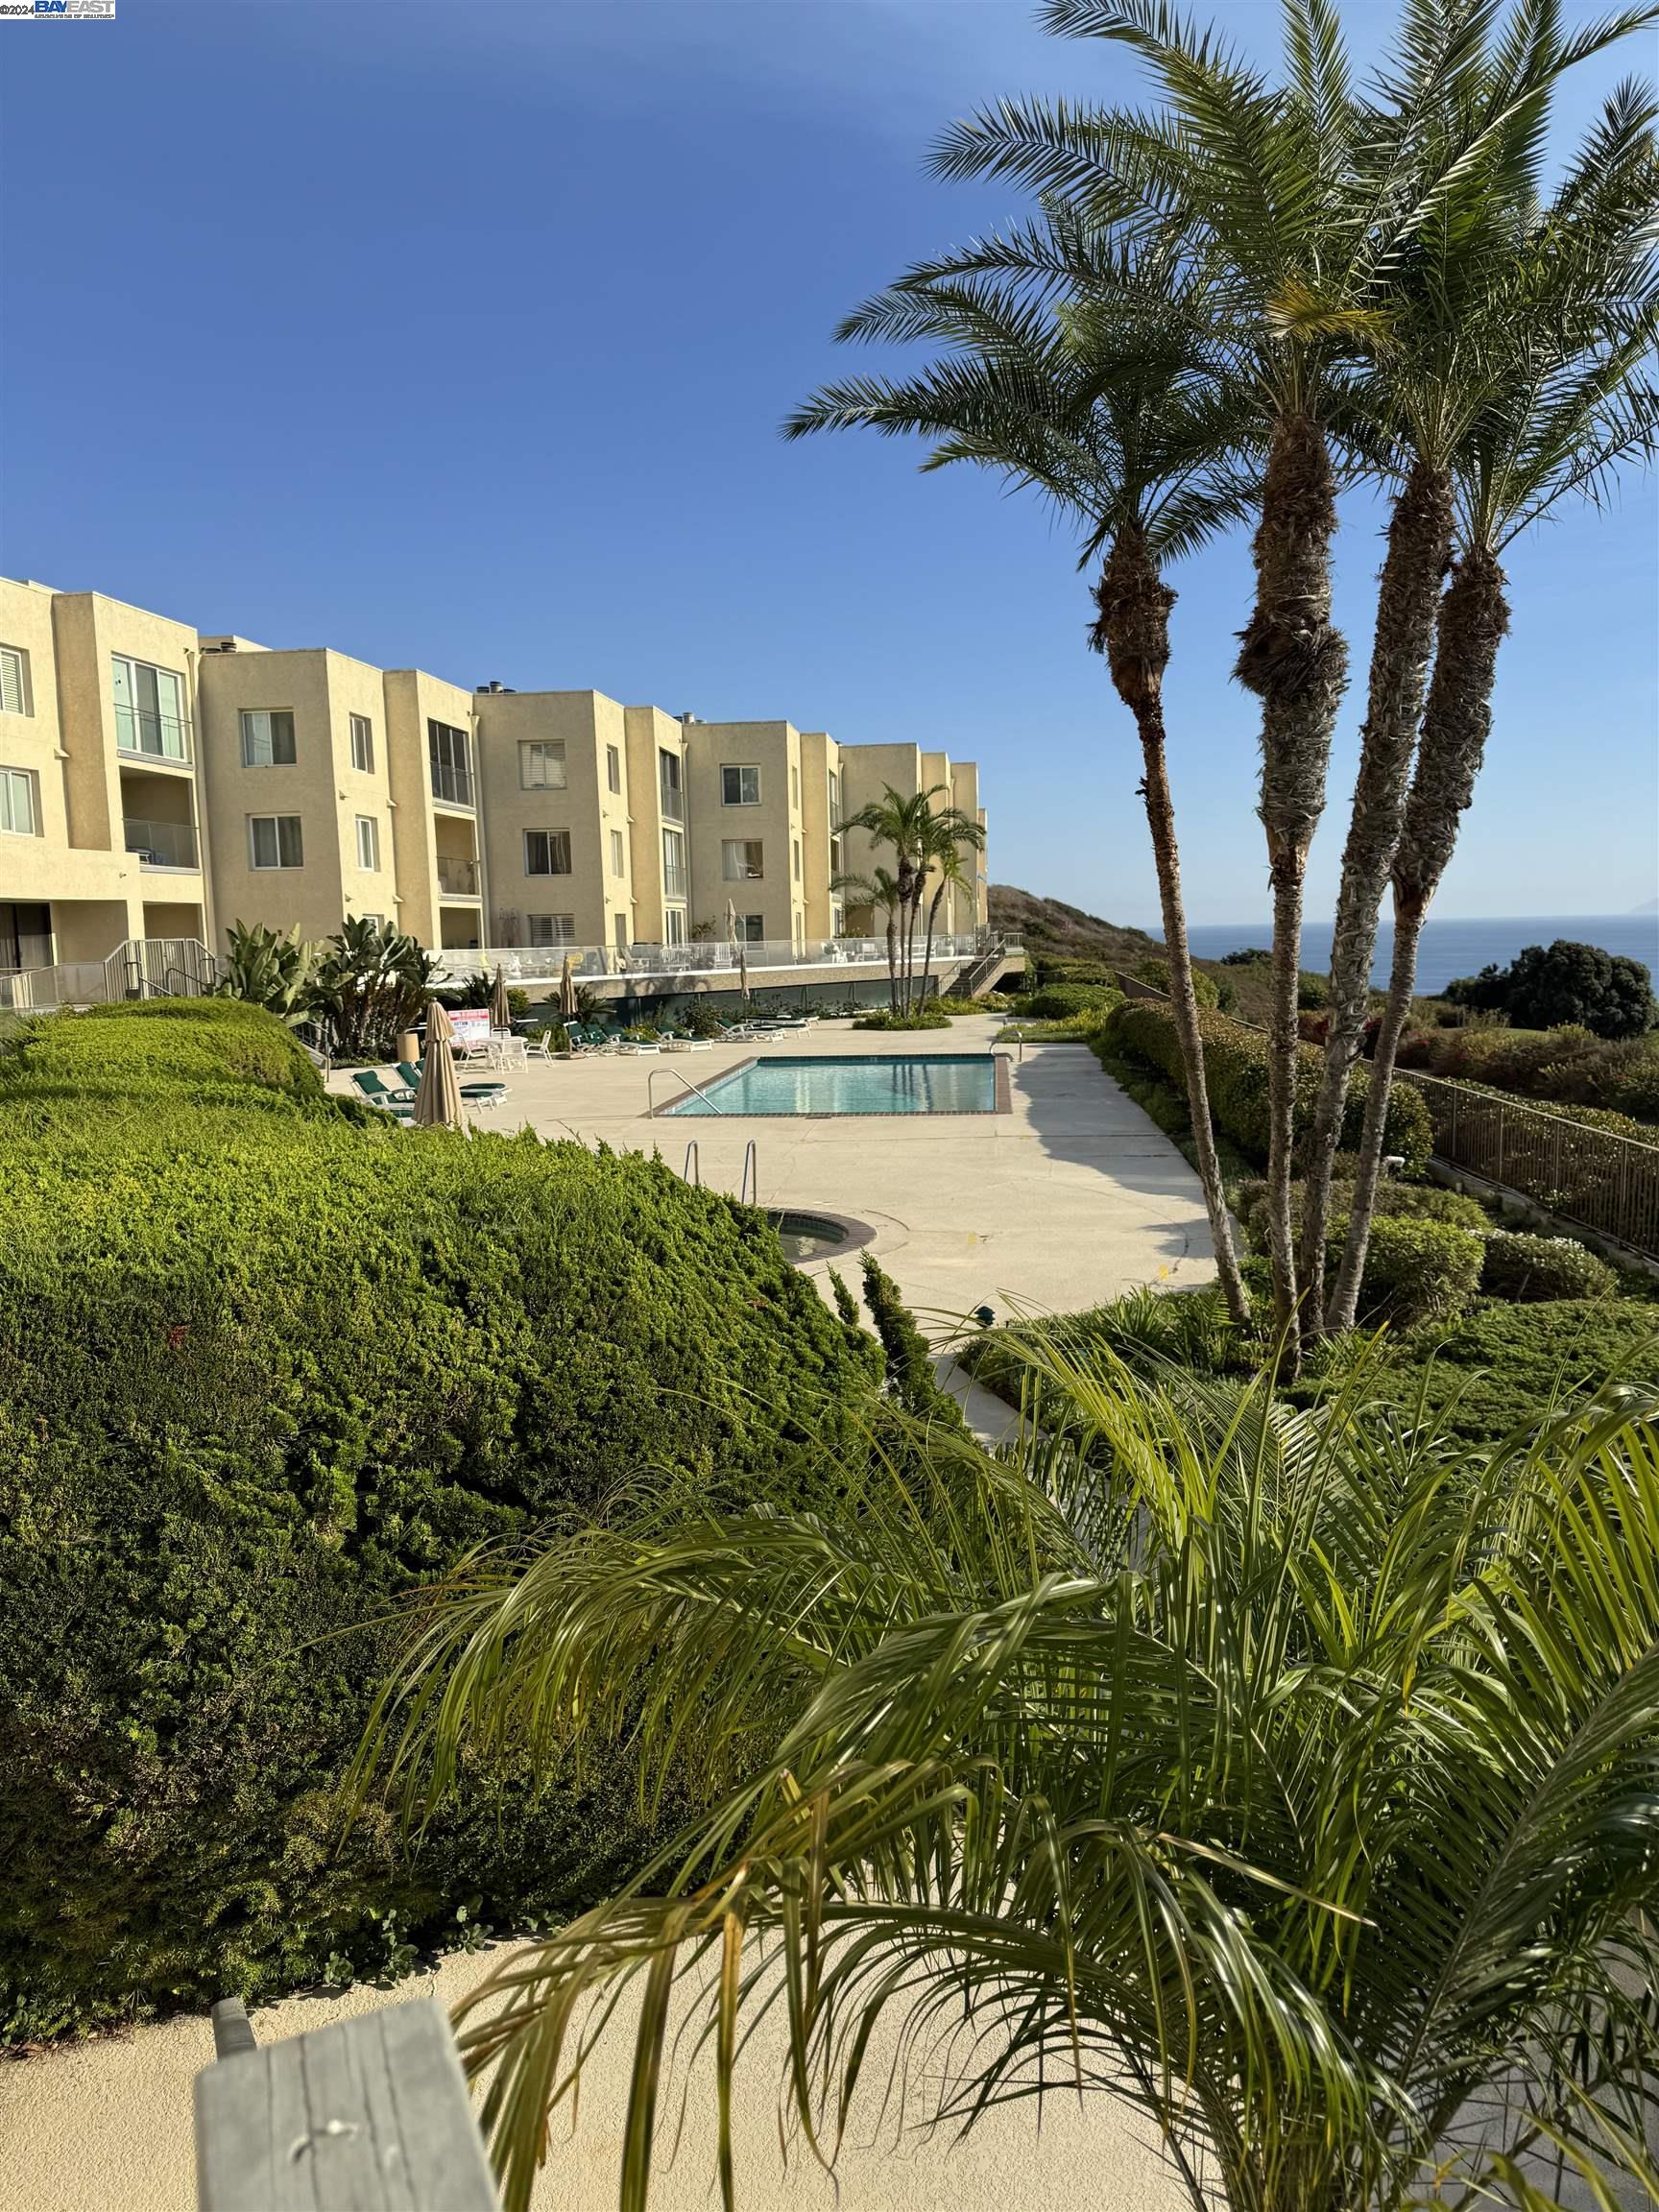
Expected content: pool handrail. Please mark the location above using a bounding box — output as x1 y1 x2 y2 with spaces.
739 1140 758 1209
683 1140 700 1187
648 1065 728 1117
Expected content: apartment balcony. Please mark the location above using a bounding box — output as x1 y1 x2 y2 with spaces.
662 864 688 901
124 816 199 871
660 781 685 823
429 761 474 808
436 855 480 898
115 708 193 766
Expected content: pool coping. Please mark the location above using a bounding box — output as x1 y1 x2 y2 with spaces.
648 1050 1013 1118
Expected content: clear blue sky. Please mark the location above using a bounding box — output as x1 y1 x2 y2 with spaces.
3 0 1655 925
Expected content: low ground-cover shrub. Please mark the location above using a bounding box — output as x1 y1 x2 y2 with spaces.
928 995 984 1017
0 1001 882 2037
1100 1000 1433 1174
854 1007 951 1031
1236 1175 1490 1246
1479 1229 1620 1303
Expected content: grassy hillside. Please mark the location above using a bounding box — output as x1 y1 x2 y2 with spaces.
989 884 1160 968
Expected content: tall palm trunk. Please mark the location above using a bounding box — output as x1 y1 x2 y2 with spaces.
1298 457 1455 1333
921 884 945 1012
1234 414 1349 1365
1331 545 1510 1329
1094 527 1252 1328
884 908 900 1014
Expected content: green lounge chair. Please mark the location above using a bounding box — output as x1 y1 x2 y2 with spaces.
397 1059 507 1104
350 1069 416 1109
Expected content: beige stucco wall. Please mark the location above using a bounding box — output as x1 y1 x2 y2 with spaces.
383 668 482 950
623 703 690 943
685 719 806 947
475 690 634 952
797 729 842 938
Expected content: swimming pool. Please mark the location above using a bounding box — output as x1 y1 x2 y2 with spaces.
662 1052 1003 1117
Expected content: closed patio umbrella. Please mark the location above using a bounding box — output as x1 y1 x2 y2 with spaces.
727 899 750 1008
414 999 465 1130
490 964 512 1031
559 953 578 1022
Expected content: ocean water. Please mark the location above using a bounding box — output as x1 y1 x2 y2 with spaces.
1184 915 1659 996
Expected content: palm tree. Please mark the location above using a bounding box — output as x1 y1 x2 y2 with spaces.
1298 13 1659 1333
918 841 971 1007
930 0 1649 1364
831 863 904 1012
914 794 987 1004
1330 90 1659 1331
842 783 977 1012
787 209 1256 1322
356 1335 1659 2212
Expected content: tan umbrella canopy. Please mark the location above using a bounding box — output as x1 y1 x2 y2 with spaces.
414 999 465 1130
490 964 512 1030
727 899 750 1008
559 953 578 1022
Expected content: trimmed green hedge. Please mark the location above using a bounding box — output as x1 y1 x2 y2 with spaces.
1100 999 1433 1175
1237 1175 1490 1246
1023 982 1124 1021
0 1001 881 2037
1331 1214 1484 1327
1479 1229 1620 1303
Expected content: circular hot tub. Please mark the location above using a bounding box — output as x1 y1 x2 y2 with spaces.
765 1209 876 1266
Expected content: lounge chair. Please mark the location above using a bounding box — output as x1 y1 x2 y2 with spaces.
350 1069 416 1109
396 1059 508 1107
659 1029 713 1052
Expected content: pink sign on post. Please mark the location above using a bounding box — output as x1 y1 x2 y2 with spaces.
447 1009 491 1047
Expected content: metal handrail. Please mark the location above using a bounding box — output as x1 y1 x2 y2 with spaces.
647 1065 728 1117
683 1140 700 1187
739 1141 757 1208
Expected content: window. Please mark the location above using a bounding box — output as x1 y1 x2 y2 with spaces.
0 644 31 716
659 748 684 820
737 913 764 944
358 912 385 929
829 771 842 827
609 828 625 877
349 713 374 773
0 767 37 836
722 837 763 880
613 912 629 951
661 827 686 901
428 719 473 805
519 740 566 789
112 655 188 760
791 763 800 808
524 829 572 876
721 764 760 806
606 744 622 795
528 913 577 948
240 709 296 767
355 815 380 871
792 838 802 882
249 814 303 869
665 906 685 946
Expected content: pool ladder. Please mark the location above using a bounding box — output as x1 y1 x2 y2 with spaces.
675 1134 757 1208
647 1065 728 1117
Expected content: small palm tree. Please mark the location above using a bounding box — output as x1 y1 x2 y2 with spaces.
841 784 976 1012
831 863 903 1011
357 1333 1659 2212
1331 85 1659 1330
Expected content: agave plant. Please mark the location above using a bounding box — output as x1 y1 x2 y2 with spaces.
357 1334 1659 2212
216 919 319 1026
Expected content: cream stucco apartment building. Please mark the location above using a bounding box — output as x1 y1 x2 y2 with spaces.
0 576 989 993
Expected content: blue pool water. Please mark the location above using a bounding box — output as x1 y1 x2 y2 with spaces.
664 1052 998 1117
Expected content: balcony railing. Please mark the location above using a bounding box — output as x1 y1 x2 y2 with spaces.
660 778 685 822
436 855 479 897
124 816 199 869
430 761 474 807
115 708 192 764
431 930 1010 987
662 865 688 901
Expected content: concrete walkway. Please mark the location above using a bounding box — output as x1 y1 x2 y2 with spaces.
2 1020 1212 2212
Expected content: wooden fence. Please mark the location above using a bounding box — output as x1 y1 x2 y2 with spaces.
1399 1070 1659 1260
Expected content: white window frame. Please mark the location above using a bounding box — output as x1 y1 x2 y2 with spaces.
606 744 622 795
523 828 572 877
248 813 303 870
737 912 764 944
722 837 764 881
0 644 32 717
721 763 760 806
791 763 800 808
240 709 297 767
793 838 802 881
519 740 566 789
613 912 629 951
0 765 38 836
664 905 685 946
349 713 375 774
528 912 577 948
428 718 473 806
609 828 625 877
661 826 686 900
355 814 380 871
112 654 189 761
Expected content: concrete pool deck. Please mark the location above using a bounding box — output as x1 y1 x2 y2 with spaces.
389 1014 1218 1325
1 1019 1213 2212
